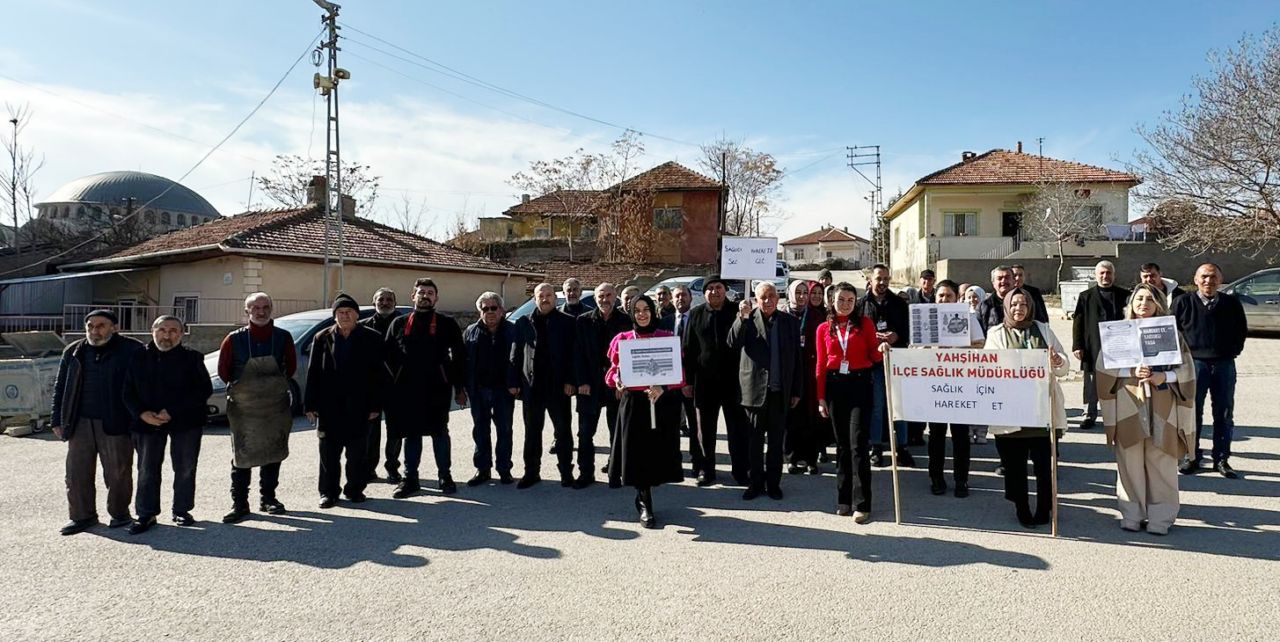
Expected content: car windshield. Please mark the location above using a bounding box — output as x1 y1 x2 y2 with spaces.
275 315 329 343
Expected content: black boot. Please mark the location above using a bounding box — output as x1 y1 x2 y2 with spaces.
637 487 656 529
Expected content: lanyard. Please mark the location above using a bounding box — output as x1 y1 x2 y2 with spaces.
836 321 851 355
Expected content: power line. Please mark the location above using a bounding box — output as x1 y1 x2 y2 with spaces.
339 23 701 147
0 30 325 277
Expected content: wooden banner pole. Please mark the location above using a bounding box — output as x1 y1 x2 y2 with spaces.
1048 351 1060 538
883 349 902 525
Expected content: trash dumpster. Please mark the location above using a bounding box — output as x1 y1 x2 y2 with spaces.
0 332 65 436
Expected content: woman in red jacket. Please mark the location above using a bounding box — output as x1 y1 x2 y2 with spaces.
815 282 883 524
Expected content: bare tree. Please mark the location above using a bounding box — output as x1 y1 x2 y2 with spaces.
1131 29 1280 256
1020 178 1106 288
256 154 381 215
1 103 47 252
386 193 436 237
699 138 782 236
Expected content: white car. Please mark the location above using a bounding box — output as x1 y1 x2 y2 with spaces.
645 276 746 307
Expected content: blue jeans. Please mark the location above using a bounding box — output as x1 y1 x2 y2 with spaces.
870 366 907 449
1193 358 1237 463
470 387 514 475
403 428 452 481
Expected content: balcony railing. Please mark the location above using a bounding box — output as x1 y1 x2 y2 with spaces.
0 315 65 336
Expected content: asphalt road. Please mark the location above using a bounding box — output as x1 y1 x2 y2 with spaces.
1 314 1276 641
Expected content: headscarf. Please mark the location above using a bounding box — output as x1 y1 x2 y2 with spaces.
807 280 825 311
786 279 810 312
963 285 987 313
631 294 660 336
1002 287 1036 330
1126 283 1170 319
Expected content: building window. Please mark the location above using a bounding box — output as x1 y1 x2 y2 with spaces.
943 211 977 237
826 251 833 259
177 213 187 226
173 295 200 324
653 207 683 230
76 206 86 219
534 227 551 239
791 249 805 261
1082 205 1104 227
145 211 156 224
159 211 170 224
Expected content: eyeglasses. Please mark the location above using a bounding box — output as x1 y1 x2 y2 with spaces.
481 305 500 312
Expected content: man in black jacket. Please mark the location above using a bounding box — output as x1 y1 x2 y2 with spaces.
728 282 805 500
1011 264 1050 323
51 309 144 535
683 276 746 486
978 265 1015 333
306 294 387 507
1172 263 1248 477
359 287 401 483
122 316 212 534
903 269 937 304
384 278 468 498
512 283 578 488
1072 261 1131 430
573 282 631 487
463 292 519 486
859 264 914 466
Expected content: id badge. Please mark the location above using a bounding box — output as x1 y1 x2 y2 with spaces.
839 360 850 374
876 320 888 331
800 335 806 347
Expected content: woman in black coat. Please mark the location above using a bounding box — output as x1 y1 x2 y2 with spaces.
604 295 685 529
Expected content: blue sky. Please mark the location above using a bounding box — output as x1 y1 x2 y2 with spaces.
3 0 1276 241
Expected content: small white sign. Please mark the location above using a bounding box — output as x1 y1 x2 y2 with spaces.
909 303 973 347
1098 316 1182 370
618 335 683 388
721 237 778 281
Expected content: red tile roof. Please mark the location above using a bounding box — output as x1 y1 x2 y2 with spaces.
76 205 533 274
781 226 869 246
917 150 1139 186
611 161 722 191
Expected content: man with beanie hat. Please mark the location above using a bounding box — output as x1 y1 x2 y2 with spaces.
305 294 387 507
51 309 144 535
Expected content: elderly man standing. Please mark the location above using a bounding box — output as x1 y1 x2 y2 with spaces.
52 310 144 535
978 265 1015 333
573 282 631 486
359 287 401 483
384 278 468 498
904 269 937 304
683 276 747 485
512 283 578 488
1072 261 1131 430
122 316 211 534
463 292 518 486
1011 264 1049 323
218 292 297 523
305 294 386 508
654 285 677 320
1172 263 1248 478
729 282 805 500
620 285 642 316
666 285 698 439
559 278 593 317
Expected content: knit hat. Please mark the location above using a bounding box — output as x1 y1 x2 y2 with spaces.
332 293 360 314
84 309 118 325
703 274 727 291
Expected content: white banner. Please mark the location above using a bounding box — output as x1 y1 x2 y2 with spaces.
1098 316 1182 370
720 236 778 280
888 348 1051 427
909 303 973 347
618 335 683 387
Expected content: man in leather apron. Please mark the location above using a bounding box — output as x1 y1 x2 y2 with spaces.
217 292 297 523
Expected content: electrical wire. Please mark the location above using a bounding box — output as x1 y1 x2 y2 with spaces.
0 30 325 276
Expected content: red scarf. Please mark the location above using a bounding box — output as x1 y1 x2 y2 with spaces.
404 311 436 336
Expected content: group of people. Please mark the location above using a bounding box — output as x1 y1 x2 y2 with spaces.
51 259 1246 537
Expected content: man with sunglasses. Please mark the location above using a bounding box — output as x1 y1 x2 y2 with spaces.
462 292 518 486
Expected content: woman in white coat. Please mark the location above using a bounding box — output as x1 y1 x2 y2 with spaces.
983 288 1070 528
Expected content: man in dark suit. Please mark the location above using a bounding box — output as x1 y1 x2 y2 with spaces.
684 276 748 486
305 294 387 508
358 287 401 483
667 285 699 445
1011 264 1049 323
512 283 579 488
1072 260 1131 429
728 282 805 500
573 282 631 487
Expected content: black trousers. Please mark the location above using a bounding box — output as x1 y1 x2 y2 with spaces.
995 435 1053 519
928 423 971 484
319 427 370 499
134 428 202 519
577 391 619 476
230 461 281 506
522 391 574 478
827 371 872 511
366 415 403 478
694 388 749 481
744 390 788 491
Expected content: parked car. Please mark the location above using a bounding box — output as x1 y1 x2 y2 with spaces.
645 276 708 308
205 305 412 420
506 292 597 321
1222 267 1280 331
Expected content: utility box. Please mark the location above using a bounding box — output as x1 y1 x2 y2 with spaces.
0 332 65 435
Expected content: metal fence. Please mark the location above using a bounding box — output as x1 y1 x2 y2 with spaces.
62 298 318 332
0 315 65 335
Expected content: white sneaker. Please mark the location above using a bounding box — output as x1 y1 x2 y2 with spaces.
853 511 871 524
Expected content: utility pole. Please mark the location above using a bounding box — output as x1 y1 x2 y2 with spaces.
9 117 18 256
716 150 727 268
847 145 884 265
313 0 347 303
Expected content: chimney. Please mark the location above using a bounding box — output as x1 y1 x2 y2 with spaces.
521 193 531 204
340 194 356 221
843 226 848 233
1017 141 1023 153
305 175 328 207
961 151 977 162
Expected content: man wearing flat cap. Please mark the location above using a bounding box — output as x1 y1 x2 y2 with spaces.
305 294 387 508
217 292 297 523
51 309 144 535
